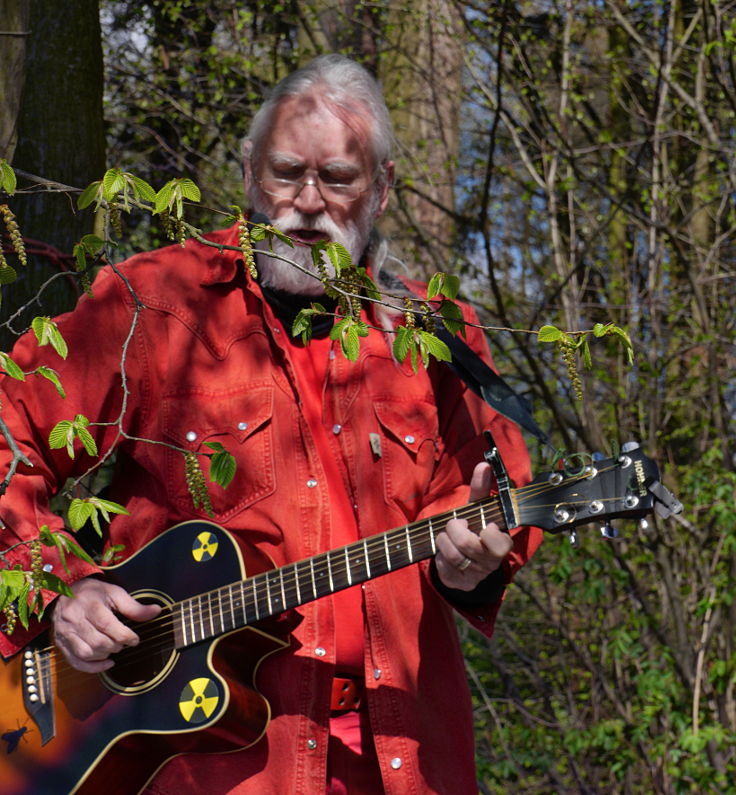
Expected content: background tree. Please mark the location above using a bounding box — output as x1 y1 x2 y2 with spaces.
1 0 105 345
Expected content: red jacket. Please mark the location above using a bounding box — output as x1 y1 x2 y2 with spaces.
0 226 542 793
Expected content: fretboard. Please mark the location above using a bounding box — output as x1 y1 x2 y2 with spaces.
172 495 503 650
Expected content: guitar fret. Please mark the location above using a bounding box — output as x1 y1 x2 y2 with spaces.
384 534 391 570
294 561 301 605
189 596 199 643
344 547 352 586
279 569 287 610
405 525 413 563
309 558 317 598
480 503 487 530
253 578 261 621
327 553 335 592
363 538 371 579
226 587 234 632
178 602 189 647
428 517 436 553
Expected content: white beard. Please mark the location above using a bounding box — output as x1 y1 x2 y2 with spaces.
248 188 377 296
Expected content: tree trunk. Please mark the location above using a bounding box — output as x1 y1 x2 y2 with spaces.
3 0 105 345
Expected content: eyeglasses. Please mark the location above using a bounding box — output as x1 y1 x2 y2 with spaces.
256 170 375 205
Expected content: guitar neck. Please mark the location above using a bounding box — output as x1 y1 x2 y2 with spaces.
172 494 506 650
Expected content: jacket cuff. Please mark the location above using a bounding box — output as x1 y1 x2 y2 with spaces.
429 558 507 609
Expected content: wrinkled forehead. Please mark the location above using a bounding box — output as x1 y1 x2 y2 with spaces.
264 91 376 167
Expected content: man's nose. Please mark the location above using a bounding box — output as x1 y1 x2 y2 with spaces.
293 177 327 215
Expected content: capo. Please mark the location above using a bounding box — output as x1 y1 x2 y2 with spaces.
483 431 517 531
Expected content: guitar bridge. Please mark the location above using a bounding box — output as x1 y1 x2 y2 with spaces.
21 634 55 745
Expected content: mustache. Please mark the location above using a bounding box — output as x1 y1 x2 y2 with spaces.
271 211 349 240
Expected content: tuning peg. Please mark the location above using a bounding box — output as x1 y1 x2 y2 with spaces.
621 441 641 452
638 518 649 531
600 523 618 539
568 530 578 547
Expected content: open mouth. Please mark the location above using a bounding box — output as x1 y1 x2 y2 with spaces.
286 229 330 247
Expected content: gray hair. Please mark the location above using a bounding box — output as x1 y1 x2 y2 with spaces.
247 55 393 174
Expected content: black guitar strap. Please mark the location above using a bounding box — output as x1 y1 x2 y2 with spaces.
432 324 553 450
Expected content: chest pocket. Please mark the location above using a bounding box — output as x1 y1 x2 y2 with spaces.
162 384 275 521
373 399 440 518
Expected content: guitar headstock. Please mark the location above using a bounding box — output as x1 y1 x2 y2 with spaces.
515 442 682 534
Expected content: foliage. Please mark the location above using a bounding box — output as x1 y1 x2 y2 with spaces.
0 1 734 791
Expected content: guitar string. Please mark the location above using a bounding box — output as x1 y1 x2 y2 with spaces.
36 462 629 683
40 462 628 682
38 498 508 681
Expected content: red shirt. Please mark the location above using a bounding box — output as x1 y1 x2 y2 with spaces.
0 226 542 793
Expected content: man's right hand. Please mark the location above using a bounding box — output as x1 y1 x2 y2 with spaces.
52 577 161 673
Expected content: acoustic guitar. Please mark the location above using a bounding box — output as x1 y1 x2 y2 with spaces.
0 441 681 794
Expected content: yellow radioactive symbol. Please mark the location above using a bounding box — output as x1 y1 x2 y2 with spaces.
191 531 219 562
178 677 219 724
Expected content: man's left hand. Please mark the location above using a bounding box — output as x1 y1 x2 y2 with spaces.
434 462 513 591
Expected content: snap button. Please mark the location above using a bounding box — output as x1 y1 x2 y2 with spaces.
43 563 53 572
307 739 317 750
373 669 382 680
391 757 402 770
404 434 415 444
307 479 318 488
315 647 326 657
185 431 197 442
332 424 342 434
238 421 248 431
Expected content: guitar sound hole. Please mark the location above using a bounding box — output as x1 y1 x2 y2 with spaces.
103 601 177 694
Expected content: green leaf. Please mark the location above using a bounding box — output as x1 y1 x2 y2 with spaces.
68 497 128 535
102 168 126 202
49 420 75 456
36 571 74 600
581 337 592 369
179 178 201 202
17 583 31 629
39 525 95 572
154 182 175 215
130 175 156 202
538 325 563 343
439 300 466 337
292 303 327 343
360 272 381 302
427 272 460 300
0 263 18 284
76 426 98 457
48 415 96 459
0 159 17 195
325 242 352 273
392 325 414 363
35 366 65 398
418 330 452 363
0 351 25 380
31 316 68 359
330 318 368 361
67 499 95 531
204 442 237 489
77 180 103 210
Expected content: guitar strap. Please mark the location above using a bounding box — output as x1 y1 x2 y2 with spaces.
379 270 552 450
432 323 553 451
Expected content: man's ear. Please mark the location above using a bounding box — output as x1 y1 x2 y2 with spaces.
375 160 395 218
242 139 254 194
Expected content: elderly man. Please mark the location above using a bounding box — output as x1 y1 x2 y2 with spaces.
0 55 541 793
